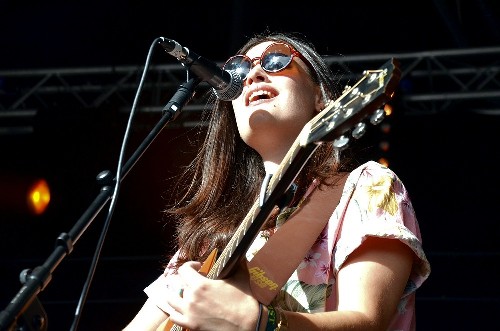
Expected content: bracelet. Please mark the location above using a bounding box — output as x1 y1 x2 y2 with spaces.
265 305 277 331
265 305 289 331
255 303 263 331
275 307 289 330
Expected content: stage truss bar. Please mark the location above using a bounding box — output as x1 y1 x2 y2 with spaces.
0 46 499 132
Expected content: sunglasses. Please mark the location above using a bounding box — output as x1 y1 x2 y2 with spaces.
222 42 301 82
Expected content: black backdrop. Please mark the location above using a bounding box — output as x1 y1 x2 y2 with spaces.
1 1 499 330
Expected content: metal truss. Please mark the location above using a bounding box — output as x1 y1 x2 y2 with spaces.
1 46 499 134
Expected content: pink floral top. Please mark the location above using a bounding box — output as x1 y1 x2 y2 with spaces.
145 161 431 330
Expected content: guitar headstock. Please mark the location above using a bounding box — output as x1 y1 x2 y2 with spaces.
300 58 401 149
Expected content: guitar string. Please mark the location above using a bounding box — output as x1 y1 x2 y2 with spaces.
206 68 387 280
167 67 390 331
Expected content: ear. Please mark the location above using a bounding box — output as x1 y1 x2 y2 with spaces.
314 86 326 113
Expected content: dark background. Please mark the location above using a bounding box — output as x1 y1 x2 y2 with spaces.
1 1 499 330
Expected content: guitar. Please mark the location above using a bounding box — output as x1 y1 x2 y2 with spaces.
157 58 401 331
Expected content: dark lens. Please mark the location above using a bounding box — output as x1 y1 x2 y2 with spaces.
223 55 252 79
261 44 292 72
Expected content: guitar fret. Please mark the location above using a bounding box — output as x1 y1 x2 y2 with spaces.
207 202 261 279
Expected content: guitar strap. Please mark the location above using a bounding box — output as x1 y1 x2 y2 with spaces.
247 173 348 305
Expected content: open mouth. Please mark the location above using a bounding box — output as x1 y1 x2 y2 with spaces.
248 90 276 104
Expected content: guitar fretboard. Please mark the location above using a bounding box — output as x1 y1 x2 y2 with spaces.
205 61 398 281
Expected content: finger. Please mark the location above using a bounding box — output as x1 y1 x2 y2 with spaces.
166 307 189 328
165 284 186 313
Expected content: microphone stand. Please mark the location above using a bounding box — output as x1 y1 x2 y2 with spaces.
0 76 202 331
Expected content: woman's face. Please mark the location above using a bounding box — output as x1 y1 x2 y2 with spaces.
231 41 324 165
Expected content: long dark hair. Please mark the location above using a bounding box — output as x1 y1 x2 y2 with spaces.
164 31 349 267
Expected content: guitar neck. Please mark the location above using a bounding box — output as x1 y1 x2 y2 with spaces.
207 142 320 280
205 58 400 281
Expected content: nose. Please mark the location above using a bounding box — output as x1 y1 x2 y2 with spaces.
244 60 267 86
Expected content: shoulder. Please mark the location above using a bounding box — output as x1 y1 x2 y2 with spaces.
340 160 415 222
346 161 405 193
351 160 397 179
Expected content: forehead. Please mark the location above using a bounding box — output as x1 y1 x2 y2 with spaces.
245 41 275 58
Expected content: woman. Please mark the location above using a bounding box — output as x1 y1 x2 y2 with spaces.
123 31 430 331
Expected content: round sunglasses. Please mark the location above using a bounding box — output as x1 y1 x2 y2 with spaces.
222 43 301 82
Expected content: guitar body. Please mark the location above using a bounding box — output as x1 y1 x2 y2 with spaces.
155 249 218 331
156 318 179 331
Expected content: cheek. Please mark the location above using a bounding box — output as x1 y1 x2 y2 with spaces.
284 85 318 120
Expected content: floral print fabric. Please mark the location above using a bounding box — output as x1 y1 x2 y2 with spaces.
145 161 431 330
246 161 431 330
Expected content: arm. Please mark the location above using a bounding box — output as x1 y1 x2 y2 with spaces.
122 298 169 331
273 236 414 330
136 236 413 331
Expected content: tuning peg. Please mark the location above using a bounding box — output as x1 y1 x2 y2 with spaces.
370 108 385 125
351 122 367 139
333 134 350 150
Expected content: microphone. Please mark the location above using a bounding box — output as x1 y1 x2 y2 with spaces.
158 37 243 101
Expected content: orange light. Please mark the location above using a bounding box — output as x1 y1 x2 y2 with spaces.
380 123 391 134
378 157 389 167
0 174 51 216
27 179 51 215
384 104 393 116
379 141 390 152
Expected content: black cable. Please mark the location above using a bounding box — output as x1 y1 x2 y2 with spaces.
69 37 163 331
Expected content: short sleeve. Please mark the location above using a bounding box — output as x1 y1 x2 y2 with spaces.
333 161 431 295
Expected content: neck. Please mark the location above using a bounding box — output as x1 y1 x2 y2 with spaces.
259 140 296 174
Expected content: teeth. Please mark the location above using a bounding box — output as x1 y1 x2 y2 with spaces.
249 90 275 102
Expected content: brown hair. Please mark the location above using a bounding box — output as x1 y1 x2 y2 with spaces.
164 31 351 268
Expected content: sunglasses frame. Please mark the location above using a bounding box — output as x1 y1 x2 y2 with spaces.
223 42 301 80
